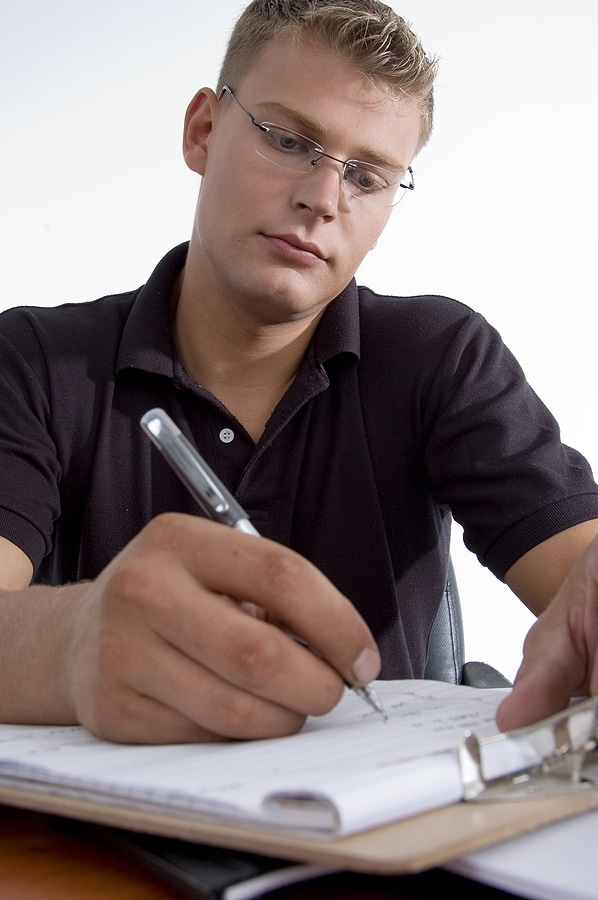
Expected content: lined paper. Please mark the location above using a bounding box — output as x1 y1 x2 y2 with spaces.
0 680 521 836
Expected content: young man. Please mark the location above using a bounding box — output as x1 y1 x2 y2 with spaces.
0 0 597 744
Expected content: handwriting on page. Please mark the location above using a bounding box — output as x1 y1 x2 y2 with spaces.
298 680 508 774
0 681 510 826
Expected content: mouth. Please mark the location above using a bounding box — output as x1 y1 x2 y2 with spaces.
264 234 326 263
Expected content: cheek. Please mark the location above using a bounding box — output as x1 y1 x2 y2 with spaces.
342 219 386 269
207 155 279 222
197 164 251 232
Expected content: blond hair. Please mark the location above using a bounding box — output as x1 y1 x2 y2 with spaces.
217 0 438 150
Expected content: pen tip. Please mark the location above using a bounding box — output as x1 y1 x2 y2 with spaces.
352 684 387 719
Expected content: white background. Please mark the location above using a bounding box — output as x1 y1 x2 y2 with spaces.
1 1 596 681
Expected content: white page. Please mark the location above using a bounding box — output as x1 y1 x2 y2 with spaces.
0 680 518 836
448 808 598 900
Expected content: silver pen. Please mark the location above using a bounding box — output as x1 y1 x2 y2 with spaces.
140 407 386 720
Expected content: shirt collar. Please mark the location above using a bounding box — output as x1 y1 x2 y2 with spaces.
314 279 361 365
117 242 361 377
116 243 188 377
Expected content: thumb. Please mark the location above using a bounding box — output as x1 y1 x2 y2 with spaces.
496 612 584 732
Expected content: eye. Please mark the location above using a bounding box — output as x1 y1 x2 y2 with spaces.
264 126 311 156
345 164 388 194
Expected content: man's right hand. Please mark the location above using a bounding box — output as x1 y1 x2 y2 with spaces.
1 514 381 744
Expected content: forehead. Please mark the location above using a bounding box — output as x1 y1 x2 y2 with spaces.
236 37 422 167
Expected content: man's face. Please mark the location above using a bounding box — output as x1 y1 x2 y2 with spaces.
188 37 422 325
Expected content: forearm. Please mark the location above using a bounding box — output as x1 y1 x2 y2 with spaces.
0 583 88 724
504 520 598 615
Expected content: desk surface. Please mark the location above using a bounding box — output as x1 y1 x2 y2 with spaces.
0 803 519 899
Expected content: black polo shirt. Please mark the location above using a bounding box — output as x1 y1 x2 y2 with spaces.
1 243 597 677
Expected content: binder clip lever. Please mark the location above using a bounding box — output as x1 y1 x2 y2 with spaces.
460 695 598 801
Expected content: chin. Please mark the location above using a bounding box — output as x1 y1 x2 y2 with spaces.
261 276 336 319
258 291 331 325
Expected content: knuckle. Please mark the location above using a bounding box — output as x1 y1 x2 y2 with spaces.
104 559 147 603
215 690 260 736
153 509 190 538
307 674 345 716
260 546 305 597
139 511 205 557
214 688 306 740
101 553 167 618
83 690 142 743
230 631 281 686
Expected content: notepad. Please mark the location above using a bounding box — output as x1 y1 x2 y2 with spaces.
0 680 539 838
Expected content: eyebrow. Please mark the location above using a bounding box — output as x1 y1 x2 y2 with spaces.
255 100 406 173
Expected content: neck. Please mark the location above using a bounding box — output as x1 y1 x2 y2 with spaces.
172 266 324 443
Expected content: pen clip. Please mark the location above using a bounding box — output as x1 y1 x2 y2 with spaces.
140 408 231 521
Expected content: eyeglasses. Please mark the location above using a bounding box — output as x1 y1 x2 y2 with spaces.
219 85 414 208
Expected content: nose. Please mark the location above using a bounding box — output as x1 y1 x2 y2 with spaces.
292 158 350 218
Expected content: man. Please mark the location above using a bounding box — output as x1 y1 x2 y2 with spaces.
0 0 597 744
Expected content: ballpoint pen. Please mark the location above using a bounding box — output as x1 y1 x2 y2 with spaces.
140 407 386 720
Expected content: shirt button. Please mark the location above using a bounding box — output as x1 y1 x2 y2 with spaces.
219 428 235 444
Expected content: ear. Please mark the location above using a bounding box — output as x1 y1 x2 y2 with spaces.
182 88 219 176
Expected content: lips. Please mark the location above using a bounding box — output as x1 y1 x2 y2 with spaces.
266 234 326 261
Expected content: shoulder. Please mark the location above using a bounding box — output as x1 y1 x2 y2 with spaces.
352 285 524 408
0 243 186 364
0 290 138 357
357 285 476 335
355 285 489 358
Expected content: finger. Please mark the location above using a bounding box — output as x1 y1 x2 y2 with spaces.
74 583 310 742
496 661 576 732
144 572 346 718
496 617 586 732
155 514 382 686
91 534 345 727
78 685 227 744
89 659 308 745
79 685 305 744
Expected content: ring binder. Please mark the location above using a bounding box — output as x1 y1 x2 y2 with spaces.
461 695 598 801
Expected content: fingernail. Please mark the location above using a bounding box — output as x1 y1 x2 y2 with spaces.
351 647 380 684
239 601 268 620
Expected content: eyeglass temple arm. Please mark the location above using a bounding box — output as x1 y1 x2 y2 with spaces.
401 167 415 190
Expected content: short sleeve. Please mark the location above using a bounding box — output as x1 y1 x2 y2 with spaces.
0 320 62 569
423 311 598 578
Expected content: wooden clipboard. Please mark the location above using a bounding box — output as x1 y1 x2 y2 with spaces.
3 696 598 874
1 783 597 875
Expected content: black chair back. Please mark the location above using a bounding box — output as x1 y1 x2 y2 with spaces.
424 560 512 688
423 559 465 683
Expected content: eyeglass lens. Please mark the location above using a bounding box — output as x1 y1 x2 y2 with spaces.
221 85 413 207
255 124 410 206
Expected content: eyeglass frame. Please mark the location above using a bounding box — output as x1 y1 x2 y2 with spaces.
218 84 415 207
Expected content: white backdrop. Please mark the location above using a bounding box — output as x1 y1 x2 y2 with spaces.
2 1 596 681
